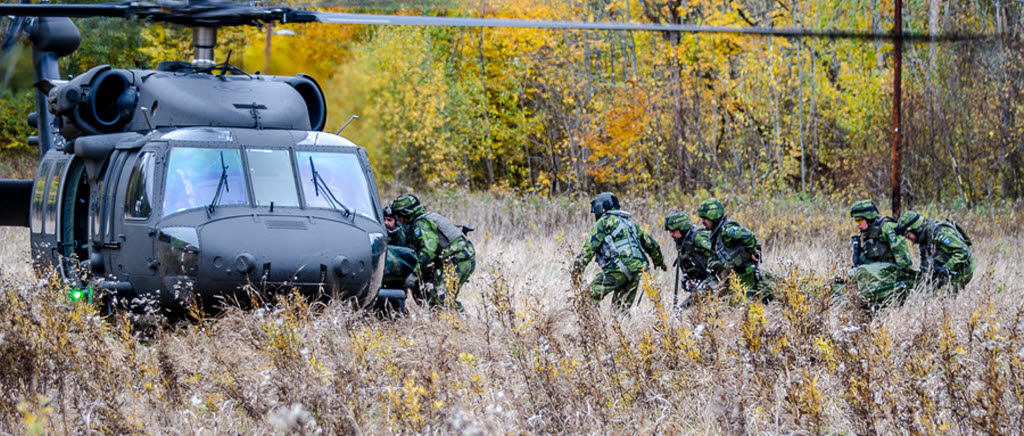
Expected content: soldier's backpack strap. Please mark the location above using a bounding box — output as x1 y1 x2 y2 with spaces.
950 221 972 246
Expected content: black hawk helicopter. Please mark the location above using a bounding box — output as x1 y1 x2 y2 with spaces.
0 0 981 314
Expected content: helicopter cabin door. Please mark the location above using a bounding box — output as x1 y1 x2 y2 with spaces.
110 147 161 293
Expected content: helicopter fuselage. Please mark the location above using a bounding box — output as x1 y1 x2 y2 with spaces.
29 127 387 313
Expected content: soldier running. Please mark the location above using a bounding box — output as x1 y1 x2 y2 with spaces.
572 192 666 312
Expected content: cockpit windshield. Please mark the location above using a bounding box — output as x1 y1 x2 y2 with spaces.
163 147 248 216
297 151 376 220
246 149 299 207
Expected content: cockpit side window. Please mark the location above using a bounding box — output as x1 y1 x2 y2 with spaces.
124 152 155 219
296 151 377 221
163 147 248 217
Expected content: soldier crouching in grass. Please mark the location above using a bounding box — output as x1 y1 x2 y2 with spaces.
841 200 917 309
572 192 666 313
663 212 714 308
895 210 976 292
390 194 476 310
696 198 772 301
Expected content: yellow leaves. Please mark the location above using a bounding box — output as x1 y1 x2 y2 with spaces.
458 352 479 366
17 395 52 436
813 336 837 371
743 302 766 353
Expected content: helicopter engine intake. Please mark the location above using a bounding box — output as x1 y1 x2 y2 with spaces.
47 65 138 136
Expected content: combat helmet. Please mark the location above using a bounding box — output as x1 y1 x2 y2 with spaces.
391 194 425 219
895 211 925 236
850 200 880 220
664 212 691 231
696 198 725 222
590 192 620 220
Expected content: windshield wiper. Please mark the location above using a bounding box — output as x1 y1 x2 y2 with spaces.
308 156 352 216
207 151 230 215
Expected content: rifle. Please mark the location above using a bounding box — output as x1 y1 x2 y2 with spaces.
672 259 681 308
851 234 862 267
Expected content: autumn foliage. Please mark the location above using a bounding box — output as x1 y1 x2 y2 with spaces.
1 0 1022 202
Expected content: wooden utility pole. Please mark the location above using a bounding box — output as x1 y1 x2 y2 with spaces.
891 0 903 216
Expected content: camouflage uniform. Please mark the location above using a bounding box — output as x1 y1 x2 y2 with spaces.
846 200 915 308
391 194 476 308
896 211 976 291
574 193 666 312
850 200 912 269
664 212 714 288
697 198 767 299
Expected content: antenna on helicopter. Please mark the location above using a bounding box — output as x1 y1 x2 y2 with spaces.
336 115 359 135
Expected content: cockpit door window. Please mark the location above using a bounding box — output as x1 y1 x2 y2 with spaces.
124 152 156 219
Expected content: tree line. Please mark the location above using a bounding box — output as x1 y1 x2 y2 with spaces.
2 0 1021 203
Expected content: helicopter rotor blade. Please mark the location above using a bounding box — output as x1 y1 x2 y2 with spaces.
296 11 990 42
0 2 134 19
0 1 994 42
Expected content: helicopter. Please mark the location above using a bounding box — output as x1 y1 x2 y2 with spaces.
0 0 981 315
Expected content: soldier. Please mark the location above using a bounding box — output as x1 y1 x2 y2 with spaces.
572 192 666 312
895 211 976 291
844 200 916 308
695 198 766 299
383 205 407 247
390 194 476 308
663 212 714 307
850 200 912 270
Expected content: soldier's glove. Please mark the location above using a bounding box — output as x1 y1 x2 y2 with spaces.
933 266 955 279
707 260 724 274
403 273 420 291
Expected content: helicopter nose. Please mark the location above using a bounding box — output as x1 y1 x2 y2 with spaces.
196 216 378 299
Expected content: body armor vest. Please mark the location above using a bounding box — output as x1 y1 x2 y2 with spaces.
595 211 647 276
710 217 754 269
860 217 896 265
920 220 971 271
419 212 466 251
676 225 710 279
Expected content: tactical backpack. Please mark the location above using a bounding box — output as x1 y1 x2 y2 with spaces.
420 212 467 250
596 211 647 277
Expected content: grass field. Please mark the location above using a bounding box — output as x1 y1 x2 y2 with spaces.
1 191 1023 434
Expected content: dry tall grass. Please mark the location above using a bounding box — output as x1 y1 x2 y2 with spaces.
1 191 1022 434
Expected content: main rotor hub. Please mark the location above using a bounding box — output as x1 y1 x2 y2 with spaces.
192 27 217 68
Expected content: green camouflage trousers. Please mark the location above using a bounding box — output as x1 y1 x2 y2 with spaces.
590 270 641 312
427 258 475 309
